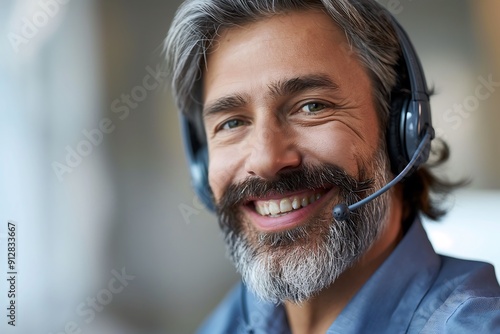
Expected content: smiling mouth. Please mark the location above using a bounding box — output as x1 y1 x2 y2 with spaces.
252 189 328 217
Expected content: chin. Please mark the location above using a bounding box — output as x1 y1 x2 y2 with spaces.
222 205 384 304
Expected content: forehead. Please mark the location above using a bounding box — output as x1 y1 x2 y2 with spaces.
202 9 372 107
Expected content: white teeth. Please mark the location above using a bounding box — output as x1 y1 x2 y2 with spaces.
254 192 324 217
269 202 280 215
280 198 293 213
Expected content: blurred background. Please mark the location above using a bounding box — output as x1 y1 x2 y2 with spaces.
0 0 499 333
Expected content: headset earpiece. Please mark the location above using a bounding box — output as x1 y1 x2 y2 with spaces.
387 92 411 174
181 114 214 210
387 18 434 176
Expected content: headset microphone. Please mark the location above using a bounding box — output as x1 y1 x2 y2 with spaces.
332 128 433 221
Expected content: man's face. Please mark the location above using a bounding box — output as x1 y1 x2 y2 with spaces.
202 10 391 303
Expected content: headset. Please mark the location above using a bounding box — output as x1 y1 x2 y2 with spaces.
179 11 435 216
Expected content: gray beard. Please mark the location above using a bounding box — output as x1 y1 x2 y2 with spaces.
218 149 392 304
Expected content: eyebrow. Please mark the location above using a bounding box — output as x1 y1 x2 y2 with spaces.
203 94 247 118
268 74 339 97
203 74 339 118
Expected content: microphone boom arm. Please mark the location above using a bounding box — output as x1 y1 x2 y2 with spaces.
333 129 433 221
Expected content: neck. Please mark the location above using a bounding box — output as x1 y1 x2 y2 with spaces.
284 186 404 334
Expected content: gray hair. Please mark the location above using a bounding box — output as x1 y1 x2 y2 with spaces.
164 0 401 132
164 0 460 226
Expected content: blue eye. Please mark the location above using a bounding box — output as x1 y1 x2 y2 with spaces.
221 119 245 130
300 102 326 113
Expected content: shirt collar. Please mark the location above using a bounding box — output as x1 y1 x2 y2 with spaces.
327 217 441 333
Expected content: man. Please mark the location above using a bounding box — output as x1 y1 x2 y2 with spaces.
165 0 500 333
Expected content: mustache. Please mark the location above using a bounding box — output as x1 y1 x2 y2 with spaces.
215 163 374 213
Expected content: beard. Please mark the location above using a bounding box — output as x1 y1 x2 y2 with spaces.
214 148 392 304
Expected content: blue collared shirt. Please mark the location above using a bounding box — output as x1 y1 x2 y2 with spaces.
197 218 500 333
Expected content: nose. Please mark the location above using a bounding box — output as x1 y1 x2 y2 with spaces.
244 121 301 179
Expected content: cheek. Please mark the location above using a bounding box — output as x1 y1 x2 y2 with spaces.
208 156 226 201
295 126 367 176
207 147 242 201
